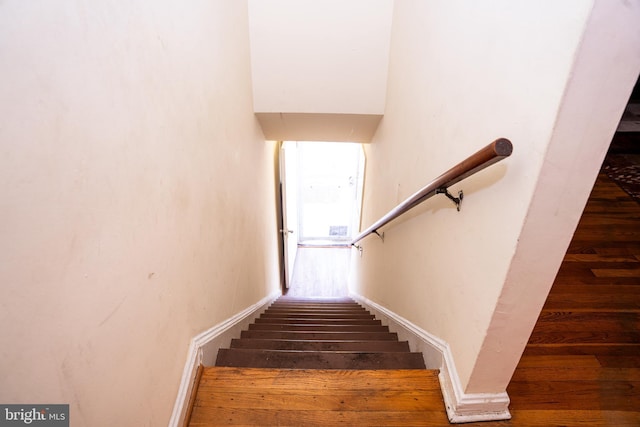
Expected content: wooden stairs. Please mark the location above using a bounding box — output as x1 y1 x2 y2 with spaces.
187 296 449 426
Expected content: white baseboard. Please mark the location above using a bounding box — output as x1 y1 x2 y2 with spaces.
168 291 280 427
351 293 511 424
438 358 511 423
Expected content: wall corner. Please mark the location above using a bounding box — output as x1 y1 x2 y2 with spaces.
168 291 279 427
351 292 511 423
438 357 511 423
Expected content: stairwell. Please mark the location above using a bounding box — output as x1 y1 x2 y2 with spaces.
187 296 449 426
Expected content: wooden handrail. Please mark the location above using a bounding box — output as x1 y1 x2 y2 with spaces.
351 138 513 246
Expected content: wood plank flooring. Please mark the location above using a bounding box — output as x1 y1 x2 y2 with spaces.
503 172 640 426
189 368 449 426
287 247 351 297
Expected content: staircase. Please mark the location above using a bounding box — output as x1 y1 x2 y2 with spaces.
187 297 448 426
216 296 426 369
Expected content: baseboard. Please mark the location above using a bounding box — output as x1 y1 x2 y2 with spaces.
168 291 280 427
351 293 511 423
438 357 511 423
349 293 446 369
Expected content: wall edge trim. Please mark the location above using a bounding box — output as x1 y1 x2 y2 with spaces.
350 292 511 423
168 290 280 427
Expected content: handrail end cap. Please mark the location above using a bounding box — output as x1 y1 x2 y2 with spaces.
493 138 513 156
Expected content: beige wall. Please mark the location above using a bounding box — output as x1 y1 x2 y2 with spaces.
0 1 279 425
351 0 640 394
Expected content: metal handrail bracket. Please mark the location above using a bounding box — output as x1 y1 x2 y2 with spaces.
351 138 513 249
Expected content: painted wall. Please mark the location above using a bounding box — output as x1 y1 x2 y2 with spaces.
351 0 640 395
0 1 280 425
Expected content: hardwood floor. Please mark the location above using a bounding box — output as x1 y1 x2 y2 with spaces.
501 171 640 426
287 246 351 297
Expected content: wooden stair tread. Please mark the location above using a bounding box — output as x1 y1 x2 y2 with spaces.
271 299 357 304
260 313 375 319
240 330 399 340
269 304 362 309
254 317 382 325
199 367 438 387
267 304 365 308
269 306 365 308
190 408 446 426
189 368 446 426
267 305 365 310
248 323 389 332
261 312 372 317
216 348 426 369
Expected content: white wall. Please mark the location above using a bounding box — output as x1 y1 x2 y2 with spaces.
351 0 640 395
467 0 640 393
0 1 280 425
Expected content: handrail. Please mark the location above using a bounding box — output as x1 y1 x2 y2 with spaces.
351 138 513 246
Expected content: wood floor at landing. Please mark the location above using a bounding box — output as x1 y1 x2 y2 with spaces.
499 171 640 426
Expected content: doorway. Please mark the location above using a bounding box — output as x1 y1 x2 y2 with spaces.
279 141 365 295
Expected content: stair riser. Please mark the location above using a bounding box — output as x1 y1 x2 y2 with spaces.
248 324 389 332
268 306 364 310
265 310 370 316
267 305 366 309
240 331 399 341
260 313 375 319
229 339 411 352
271 299 356 304
254 318 382 325
268 303 364 308
272 299 356 302
216 349 426 370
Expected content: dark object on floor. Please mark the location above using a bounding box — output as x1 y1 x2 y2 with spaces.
602 153 640 203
